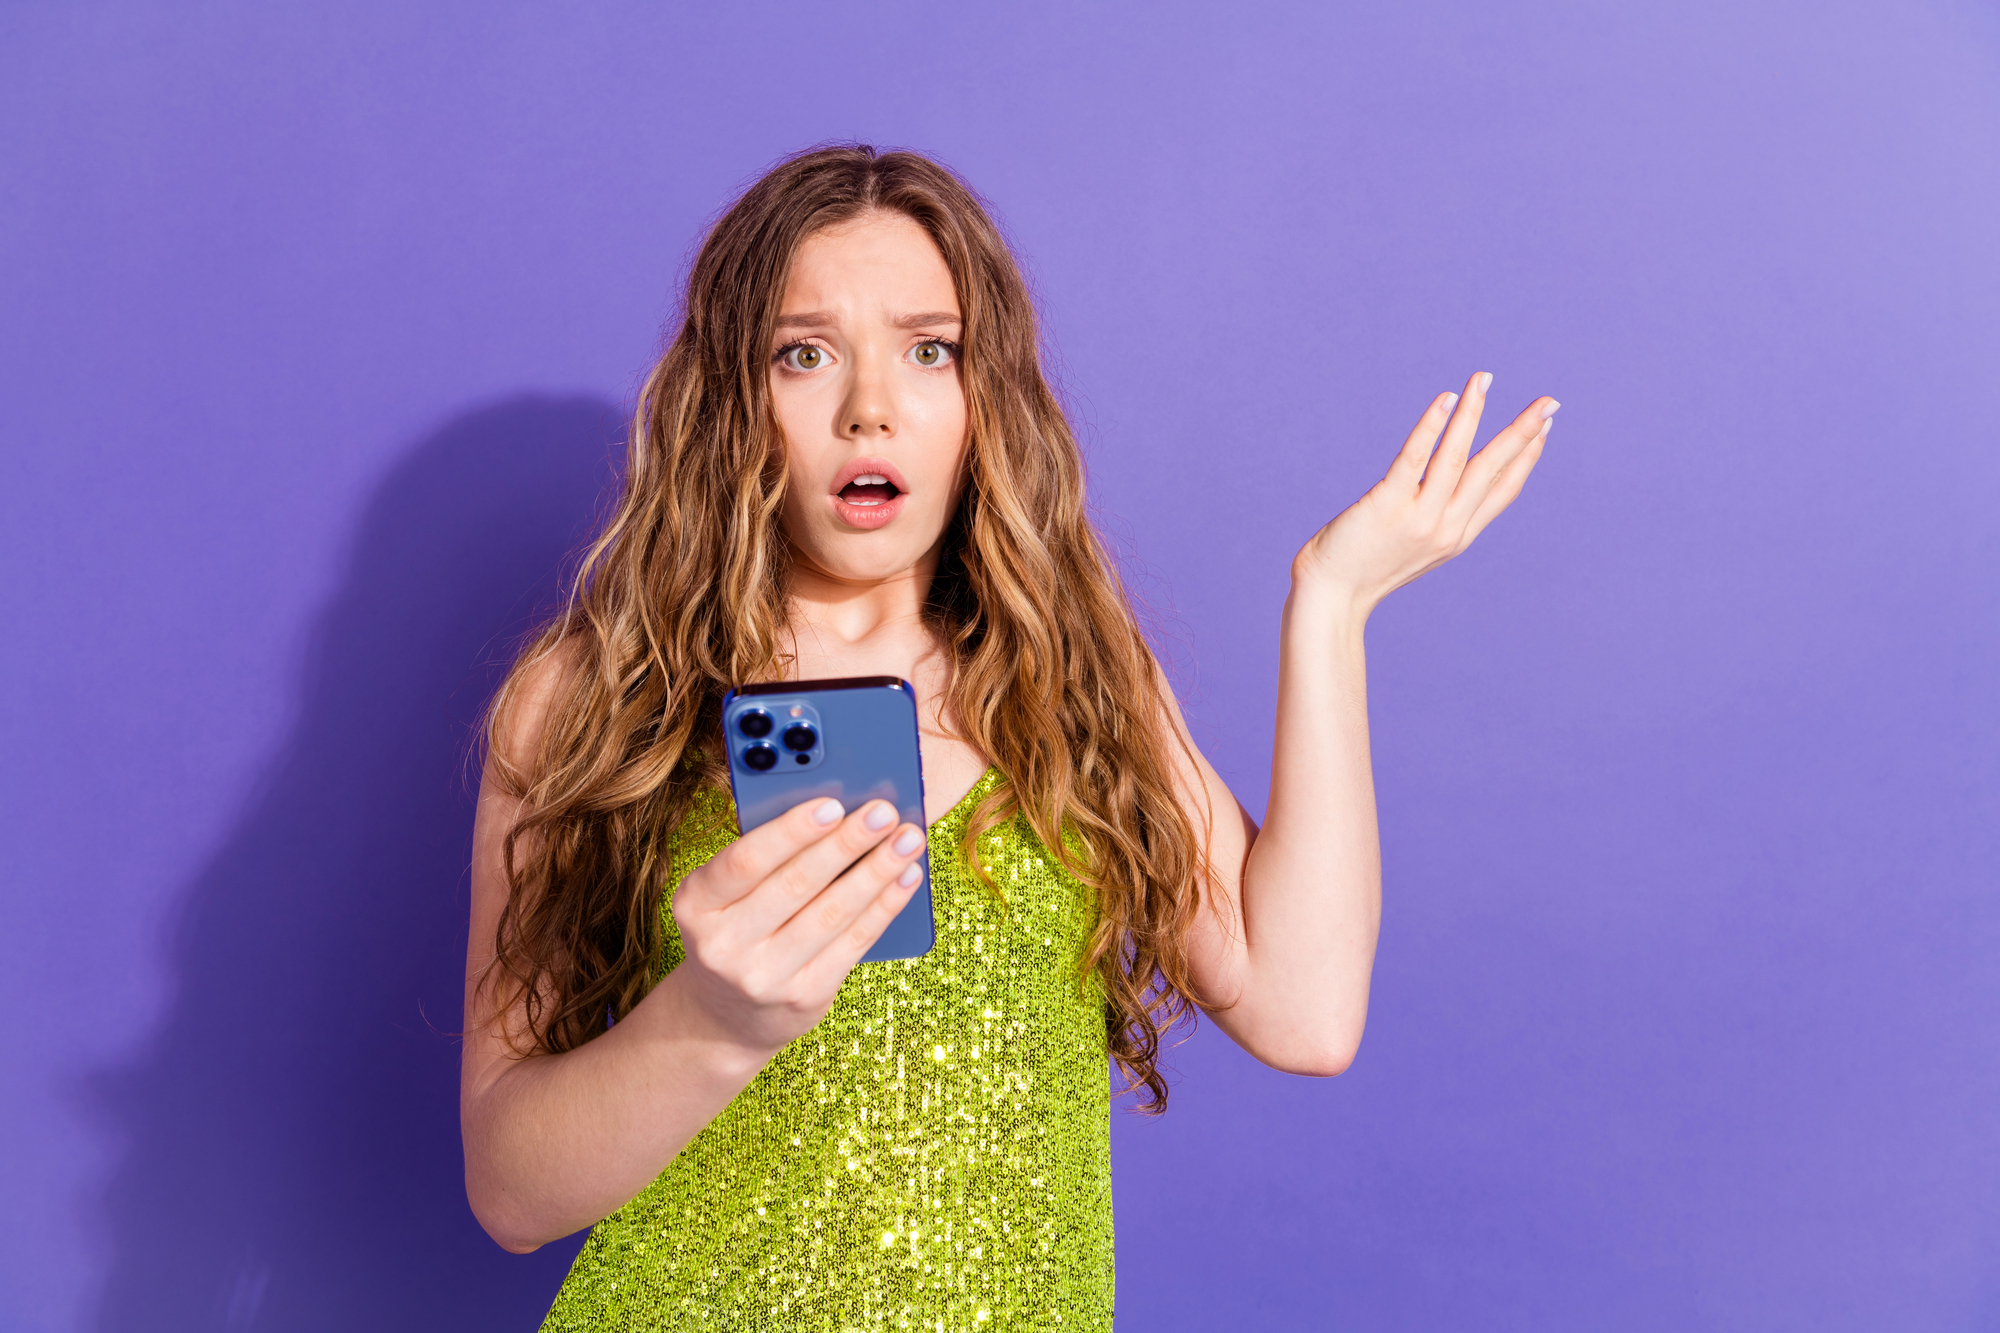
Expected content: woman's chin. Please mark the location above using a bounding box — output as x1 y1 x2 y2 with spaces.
790 529 941 589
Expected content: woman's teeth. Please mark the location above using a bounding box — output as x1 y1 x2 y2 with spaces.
840 474 898 506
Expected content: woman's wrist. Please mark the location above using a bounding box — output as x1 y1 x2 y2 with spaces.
1284 564 1378 638
633 967 787 1082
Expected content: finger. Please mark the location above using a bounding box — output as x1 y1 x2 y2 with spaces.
685 795 848 909
1385 391 1462 489
771 820 927 974
1447 396 1559 527
726 799 907 939
1460 418 1549 546
792 837 929 988
1418 370 1492 504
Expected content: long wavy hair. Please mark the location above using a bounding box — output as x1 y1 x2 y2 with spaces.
481 144 1210 1109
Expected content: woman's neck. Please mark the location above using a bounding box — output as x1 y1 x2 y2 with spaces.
783 545 942 681
780 543 989 812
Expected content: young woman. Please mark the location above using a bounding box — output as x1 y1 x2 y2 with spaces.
461 145 1556 1330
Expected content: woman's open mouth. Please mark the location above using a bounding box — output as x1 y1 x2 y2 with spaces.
829 460 909 529
840 474 900 507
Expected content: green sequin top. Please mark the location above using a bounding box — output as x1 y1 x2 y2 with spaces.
540 768 1115 1332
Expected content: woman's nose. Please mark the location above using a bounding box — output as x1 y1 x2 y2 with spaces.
842 365 897 437
843 407 894 436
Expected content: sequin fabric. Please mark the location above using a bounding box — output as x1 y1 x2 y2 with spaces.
540 768 1114 1332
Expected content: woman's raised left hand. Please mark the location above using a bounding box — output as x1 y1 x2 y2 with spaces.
1292 370 1558 611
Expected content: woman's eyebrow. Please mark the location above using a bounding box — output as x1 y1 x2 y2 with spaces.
773 309 962 330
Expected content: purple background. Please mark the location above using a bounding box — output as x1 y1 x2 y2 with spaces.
4 2 1997 1329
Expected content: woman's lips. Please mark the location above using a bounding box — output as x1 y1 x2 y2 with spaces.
830 464 906 529
833 489 903 528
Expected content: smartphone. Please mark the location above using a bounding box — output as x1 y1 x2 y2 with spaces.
719 676 935 962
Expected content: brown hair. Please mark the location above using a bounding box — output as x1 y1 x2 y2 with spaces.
481 144 1209 1109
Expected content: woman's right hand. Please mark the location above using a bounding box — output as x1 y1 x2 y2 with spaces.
463 669 929 1253
665 796 927 1055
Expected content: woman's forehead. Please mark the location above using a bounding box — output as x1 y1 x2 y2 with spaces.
781 213 959 323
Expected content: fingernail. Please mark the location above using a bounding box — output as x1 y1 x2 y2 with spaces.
894 826 923 856
1477 372 1493 394
1540 399 1562 420
1440 392 1459 414
814 799 844 826
898 862 923 887
865 802 896 831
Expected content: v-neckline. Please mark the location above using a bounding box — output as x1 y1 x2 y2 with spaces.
929 766 1001 830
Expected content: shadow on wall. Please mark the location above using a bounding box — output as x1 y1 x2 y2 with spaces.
91 396 625 1332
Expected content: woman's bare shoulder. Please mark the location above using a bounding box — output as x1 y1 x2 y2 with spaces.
487 635 587 788
467 637 586 1047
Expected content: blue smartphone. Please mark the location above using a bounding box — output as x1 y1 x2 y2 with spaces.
719 676 935 963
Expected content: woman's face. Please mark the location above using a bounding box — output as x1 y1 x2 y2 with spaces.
769 211 970 588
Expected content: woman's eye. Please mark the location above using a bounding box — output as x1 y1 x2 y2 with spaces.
910 341 954 368
782 345 825 371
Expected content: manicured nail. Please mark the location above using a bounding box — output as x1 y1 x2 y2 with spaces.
1477 372 1493 394
1439 392 1459 414
1540 399 1562 420
898 861 923 887
813 799 845 826
864 802 896 831
894 826 924 856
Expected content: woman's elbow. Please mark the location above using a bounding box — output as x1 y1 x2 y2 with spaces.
1247 1016 1365 1078
464 1147 560 1255
467 1187 551 1255
1263 1039 1359 1079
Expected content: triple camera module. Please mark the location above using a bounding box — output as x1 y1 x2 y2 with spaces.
734 703 823 772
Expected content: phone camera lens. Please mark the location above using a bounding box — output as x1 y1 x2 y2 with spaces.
743 743 778 771
795 754 810 765
782 723 817 752
737 710 773 739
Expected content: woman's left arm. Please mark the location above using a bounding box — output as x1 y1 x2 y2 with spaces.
1176 371 1558 1075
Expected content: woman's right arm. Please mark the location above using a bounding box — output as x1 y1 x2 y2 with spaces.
459 660 928 1253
